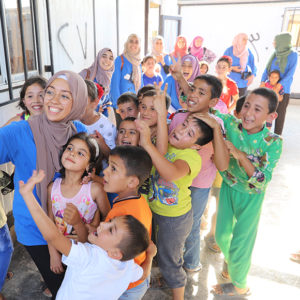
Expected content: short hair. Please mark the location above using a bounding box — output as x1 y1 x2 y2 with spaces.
137 85 155 99
250 87 278 113
141 90 171 110
235 96 246 114
118 215 150 261
192 117 214 146
117 92 139 108
18 76 47 114
217 55 233 67
85 79 98 101
269 69 281 80
199 61 209 72
142 55 156 64
110 146 152 187
194 74 223 99
118 116 137 129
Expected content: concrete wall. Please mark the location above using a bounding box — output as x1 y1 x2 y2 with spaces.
180 2 300 94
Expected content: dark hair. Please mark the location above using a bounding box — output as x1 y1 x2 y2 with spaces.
194 74 223 99
141 90 171 109
117 92 139 108
110 146 152 187
118 117 137 129
199 61 209 73
269 70 281 81
59 132 103 178
18 76 47 114
85 79 98 102
249 87 278 113
142 55 156 64
235 96 246 114
118 215 150 261
217 55 233 68
192 117 214 146
137 85 155 99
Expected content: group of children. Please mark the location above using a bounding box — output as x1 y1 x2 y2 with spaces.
0 37 284 300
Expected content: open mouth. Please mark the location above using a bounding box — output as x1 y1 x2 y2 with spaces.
121 140 132 145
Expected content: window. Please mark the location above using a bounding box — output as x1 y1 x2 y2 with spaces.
282 7 300 51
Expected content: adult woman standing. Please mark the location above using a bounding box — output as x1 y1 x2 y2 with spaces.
224 33 257 96
188 36 216 64
151 35 172 80
110 34 142 108
0 71 87 298
261 32 298 135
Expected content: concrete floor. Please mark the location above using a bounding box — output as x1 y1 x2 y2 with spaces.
2 99 300 299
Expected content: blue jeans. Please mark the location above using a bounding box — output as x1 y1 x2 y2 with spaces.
118 275 150 300
183 187 210 269
0 224 13 290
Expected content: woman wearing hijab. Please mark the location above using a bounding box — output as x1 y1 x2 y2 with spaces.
261 32 298 135
172 36 188 60
151 35 172 80
188 36 216 64
162 54 200 113
110 34 142 108
0 71 88 298
224 33 257 96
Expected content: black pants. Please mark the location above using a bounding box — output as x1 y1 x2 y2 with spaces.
275 93 290 135
25 245 65 299
238 87 248 97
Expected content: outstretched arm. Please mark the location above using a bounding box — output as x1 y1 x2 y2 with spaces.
19 170 72 256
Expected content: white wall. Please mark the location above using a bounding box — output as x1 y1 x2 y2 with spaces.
180 2 300 94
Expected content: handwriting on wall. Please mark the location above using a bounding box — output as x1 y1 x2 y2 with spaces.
248 33 260 63
57 22 87 64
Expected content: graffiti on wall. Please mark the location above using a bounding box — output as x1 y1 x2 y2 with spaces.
248 32 260 63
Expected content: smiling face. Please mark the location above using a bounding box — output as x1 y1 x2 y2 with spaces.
154 39 163 53
116 120 140 146
194 37 203 48
128 36 140 54
144 58 156 73
215 61 230 77
269 72 280 86
200 64 208 75
168 116 202 149
61 138 91 173
23 83 44 116
240 93 274 134
44 78 73 122
118 101 139 120
99 50 114 71
177 37 186 49
88 216 128 256
139 96 157 127
187 79 216 113
182 60 194 80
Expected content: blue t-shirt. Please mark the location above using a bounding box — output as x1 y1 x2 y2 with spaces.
142 73 163 86
162 75 180 111
159 55 173 80
0 121 86 246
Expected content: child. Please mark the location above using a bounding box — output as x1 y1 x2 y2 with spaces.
233 95 246 119
199 61 209 75
47 132 111 275
212 88 282 297
215 56 239 113
142 55 163 86
117 92 139 120
3 76 47 126
19 170 150 300
81 80 117 158
116 117 140 146
137 109 226 300
137 85 155 102
103 146 157 299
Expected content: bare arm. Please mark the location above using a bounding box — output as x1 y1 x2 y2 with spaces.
19 171 72 256
91 182 111 220
139 241 157 281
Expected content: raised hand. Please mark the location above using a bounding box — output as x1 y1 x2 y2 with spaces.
135 119 152 149
192 112 220 130
169 55 182 81
153 82 168 116
19 170 45 196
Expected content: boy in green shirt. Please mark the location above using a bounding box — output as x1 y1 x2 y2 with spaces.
212 88 282 297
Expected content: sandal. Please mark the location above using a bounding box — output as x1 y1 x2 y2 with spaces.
6 272 13 280
211 283 251 298
150 275 169 290
221 261 230 280
290 251 300 264
205 235 221 253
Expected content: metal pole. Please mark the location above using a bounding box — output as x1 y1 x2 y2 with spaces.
45 0 54 74
31 0 42 74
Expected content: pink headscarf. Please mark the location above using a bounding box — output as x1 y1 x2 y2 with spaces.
172 36 188 59
188 36 204 61
232 33 249 71
79 48 114 95
28 70 88 212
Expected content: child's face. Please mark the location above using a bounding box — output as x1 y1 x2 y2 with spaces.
99 50 114 71
88 216 127 255
200 64 208 75
187 79 216 113
168 116 201 149
103 155 136 195
128 36 140 54
23 83 44 116
269 72 280 86
215 61 230 77
144 58 156 73
61 138 90 172
44 78 73 122
116 121 140 146
182 60 193 80
139 96 158 127
118 101 138 120
240 93 273 134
